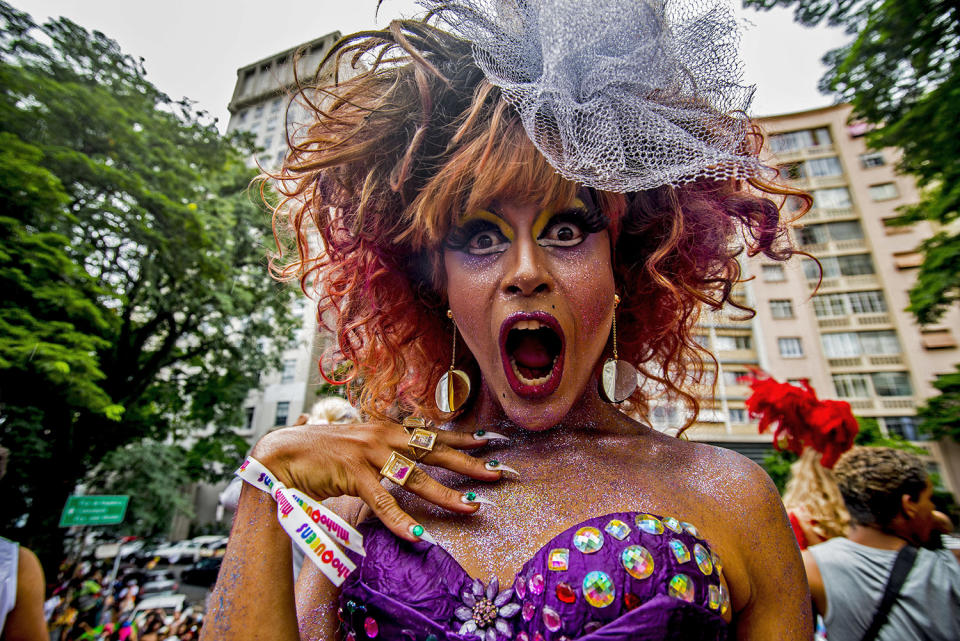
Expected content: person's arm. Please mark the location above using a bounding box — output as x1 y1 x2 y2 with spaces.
802 548 827 617
200 483 299 641
726 456 814 640
4 545 48 641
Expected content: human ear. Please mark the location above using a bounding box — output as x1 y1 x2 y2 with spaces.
901 493 919 519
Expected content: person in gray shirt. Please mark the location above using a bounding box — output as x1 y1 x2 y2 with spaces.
804 446 960 641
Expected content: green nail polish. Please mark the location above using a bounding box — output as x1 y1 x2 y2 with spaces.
489 459 499 467
411 524 424 537
475 429 486 437
465 491 477 501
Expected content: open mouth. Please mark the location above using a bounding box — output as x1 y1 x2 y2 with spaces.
499 312 565 399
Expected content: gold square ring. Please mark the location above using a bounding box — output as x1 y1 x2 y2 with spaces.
380 451 417 486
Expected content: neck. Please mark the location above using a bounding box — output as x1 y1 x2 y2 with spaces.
847 523 912 550
452 375 628 438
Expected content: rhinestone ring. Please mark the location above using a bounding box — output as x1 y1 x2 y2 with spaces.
380 451 417 486
407 429 436 462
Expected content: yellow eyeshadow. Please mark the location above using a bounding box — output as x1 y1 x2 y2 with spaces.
459 209 514 241
531 198 585 239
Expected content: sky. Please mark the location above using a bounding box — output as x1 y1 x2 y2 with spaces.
13 1 851 132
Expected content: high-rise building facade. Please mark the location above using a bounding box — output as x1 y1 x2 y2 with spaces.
685 104 959 493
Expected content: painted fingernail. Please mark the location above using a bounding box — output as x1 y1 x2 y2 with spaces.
473 429 509 441
484 459 520 478
409 523 436 544
461 491 494 506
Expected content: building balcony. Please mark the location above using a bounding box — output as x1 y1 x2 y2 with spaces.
799 206 858 223
799 238 868 255
836 397 915 411
816 313 892 329
807 274 881 291
827 354 903 369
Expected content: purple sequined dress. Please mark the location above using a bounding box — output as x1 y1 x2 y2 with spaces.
338 512 730 641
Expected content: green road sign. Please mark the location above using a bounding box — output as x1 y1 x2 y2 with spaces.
59 495 129 527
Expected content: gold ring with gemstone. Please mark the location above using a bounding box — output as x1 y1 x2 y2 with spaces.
380 451 416 486
401 416 427 434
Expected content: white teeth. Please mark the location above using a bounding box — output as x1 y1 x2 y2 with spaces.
512 319 544 331
510 356 555 386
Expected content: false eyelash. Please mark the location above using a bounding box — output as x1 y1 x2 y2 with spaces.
444 218 501 250
545 206 609 236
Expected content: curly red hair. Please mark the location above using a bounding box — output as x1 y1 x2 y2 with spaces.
267 17 808 428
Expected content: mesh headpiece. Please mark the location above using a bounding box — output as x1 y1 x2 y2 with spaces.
418 0 759 192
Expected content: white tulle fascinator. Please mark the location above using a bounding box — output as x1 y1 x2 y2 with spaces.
418 0 760 192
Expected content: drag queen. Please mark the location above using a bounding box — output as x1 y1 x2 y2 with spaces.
203 1 812 639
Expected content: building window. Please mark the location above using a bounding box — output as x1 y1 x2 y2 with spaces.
721 370 743 386
893 251 923 269
243 407 255 431
271 97 283 112
769 127 832 153
921 329 957 350
803 254 876 280
238 109 248 123
275 401 291 426
847 290 888 314
813 186 852 209
778 337 804 358
729 408 749 424
806 156 844 177
261 135 273 150
821 330 901 357
884 416 922 441
871 372 912 397
860 152 885 168
280 359 296 384
254 104 265 118
778 162 806 181
762 264 786 282
797 220 864 246
832 374 871 398
714 335 752 351
869 182 899 201
770 299 794 319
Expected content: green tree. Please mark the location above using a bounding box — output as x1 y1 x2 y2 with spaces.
745 0 960 324
917 365 960 441
0 3 296 565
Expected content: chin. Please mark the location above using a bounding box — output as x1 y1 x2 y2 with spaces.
499 391 577 432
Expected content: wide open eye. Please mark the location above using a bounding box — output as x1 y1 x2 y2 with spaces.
467 227 510 255
538 219 585 247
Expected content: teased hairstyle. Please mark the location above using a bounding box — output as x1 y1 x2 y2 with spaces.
782 448 850 541
267 16 807 427
834 446 928 528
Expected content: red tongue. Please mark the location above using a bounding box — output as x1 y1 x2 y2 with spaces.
512 334 552 369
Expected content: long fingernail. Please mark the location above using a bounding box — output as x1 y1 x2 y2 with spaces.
484 459 520 478
409 523 436 544
473 429 509 441
461 491 494 506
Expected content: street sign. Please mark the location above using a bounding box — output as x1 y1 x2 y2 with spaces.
59 495 129 527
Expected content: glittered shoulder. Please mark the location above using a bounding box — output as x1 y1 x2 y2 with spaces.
338 511 730 641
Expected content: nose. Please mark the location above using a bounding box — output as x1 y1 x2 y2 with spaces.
502 236 552 297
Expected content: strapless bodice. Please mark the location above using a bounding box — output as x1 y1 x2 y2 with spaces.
338 511 729 640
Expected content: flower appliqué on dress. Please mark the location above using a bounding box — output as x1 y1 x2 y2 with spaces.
455 577 521 640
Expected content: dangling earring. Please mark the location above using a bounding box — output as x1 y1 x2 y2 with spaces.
599 294 638 403
435 310 472 412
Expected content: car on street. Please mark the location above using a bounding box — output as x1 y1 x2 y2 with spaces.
197 536 228 558
149 540 203 564
180 558 222 587
130 594 185 623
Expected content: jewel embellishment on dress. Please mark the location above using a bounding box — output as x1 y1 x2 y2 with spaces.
542 606 562 632
694 544 713 575
621 545 655 580
635 514 664 535
669 540 691 564
662 516 682 533
517 633 529 641
712 550 723 575
582 571 616 608
604 519 631 541
455 577 520 638
547 548 570 571
719 583 731 616
521 601 535 622
624 592 642 611
363 616 378 638
681 521 701 538
708 584 721 610
668 574 695 602
528 573 545 595
556 582 576 604
514 574 527 598
572 526 604 553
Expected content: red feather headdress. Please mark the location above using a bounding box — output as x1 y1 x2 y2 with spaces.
742 371 858 468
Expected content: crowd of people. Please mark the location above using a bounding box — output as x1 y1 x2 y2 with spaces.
42 562 204 641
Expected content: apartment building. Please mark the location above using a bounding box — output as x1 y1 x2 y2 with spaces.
687 103 959 490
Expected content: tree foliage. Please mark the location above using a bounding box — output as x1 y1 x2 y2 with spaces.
0 3 296 562
917 365 960 441
745 0 960 324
